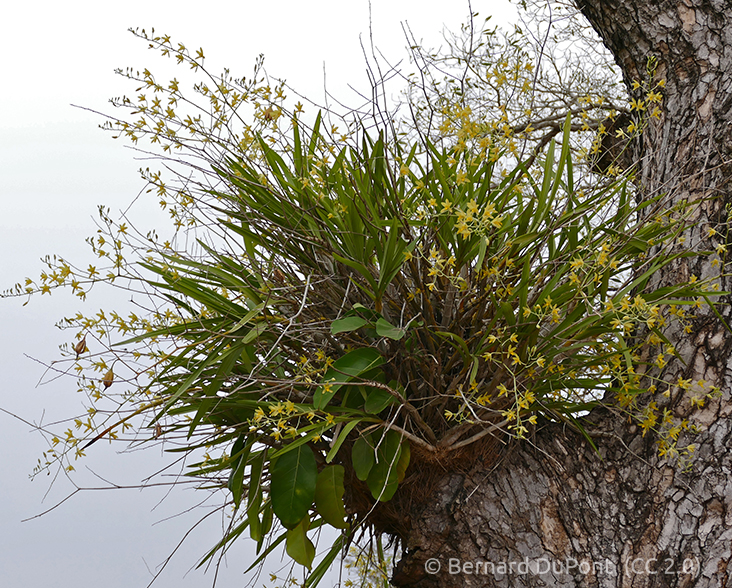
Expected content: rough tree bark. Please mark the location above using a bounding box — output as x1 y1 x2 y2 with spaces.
391 2 732 586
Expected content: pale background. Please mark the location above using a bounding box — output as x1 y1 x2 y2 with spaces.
0 1 513 586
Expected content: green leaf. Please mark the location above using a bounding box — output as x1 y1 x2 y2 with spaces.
261 499 273 536
314 465 349 529
224 302 265 334
255 499 274 553
332 253 378 292
227 435 254 508
331 316 369 335
270 445 318 529
434 330 471 362
197 518 250 569
352 434 376 481
244 528 287 573
366 429 404 502
247 449 265 540
242 321 267 344
304 535 345 588
314 348 384 410
325 418 364 463
375 318 405 340
286 517 315 569
364 386 396 414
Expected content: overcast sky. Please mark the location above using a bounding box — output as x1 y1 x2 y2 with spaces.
0 1 515 586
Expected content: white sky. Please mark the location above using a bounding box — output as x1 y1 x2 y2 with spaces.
0 1 516 586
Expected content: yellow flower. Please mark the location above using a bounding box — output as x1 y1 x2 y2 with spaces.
502 409 517 421
455 220 471 241
677 377 692 390
482 203 497 220
477 394 491 406
630 98 645 111
551 306 561 323
690 396 705 408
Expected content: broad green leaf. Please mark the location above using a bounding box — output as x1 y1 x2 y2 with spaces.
331 316 369 335
364 387 396 414
366 429 404 502
352 434 375 481
270 445 318 529
375 318 405 340
314 465 349 529
314 348 384 410
396 440 411 483
286 517 315 569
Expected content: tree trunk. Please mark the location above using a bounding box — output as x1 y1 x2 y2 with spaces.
391 2 732 586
